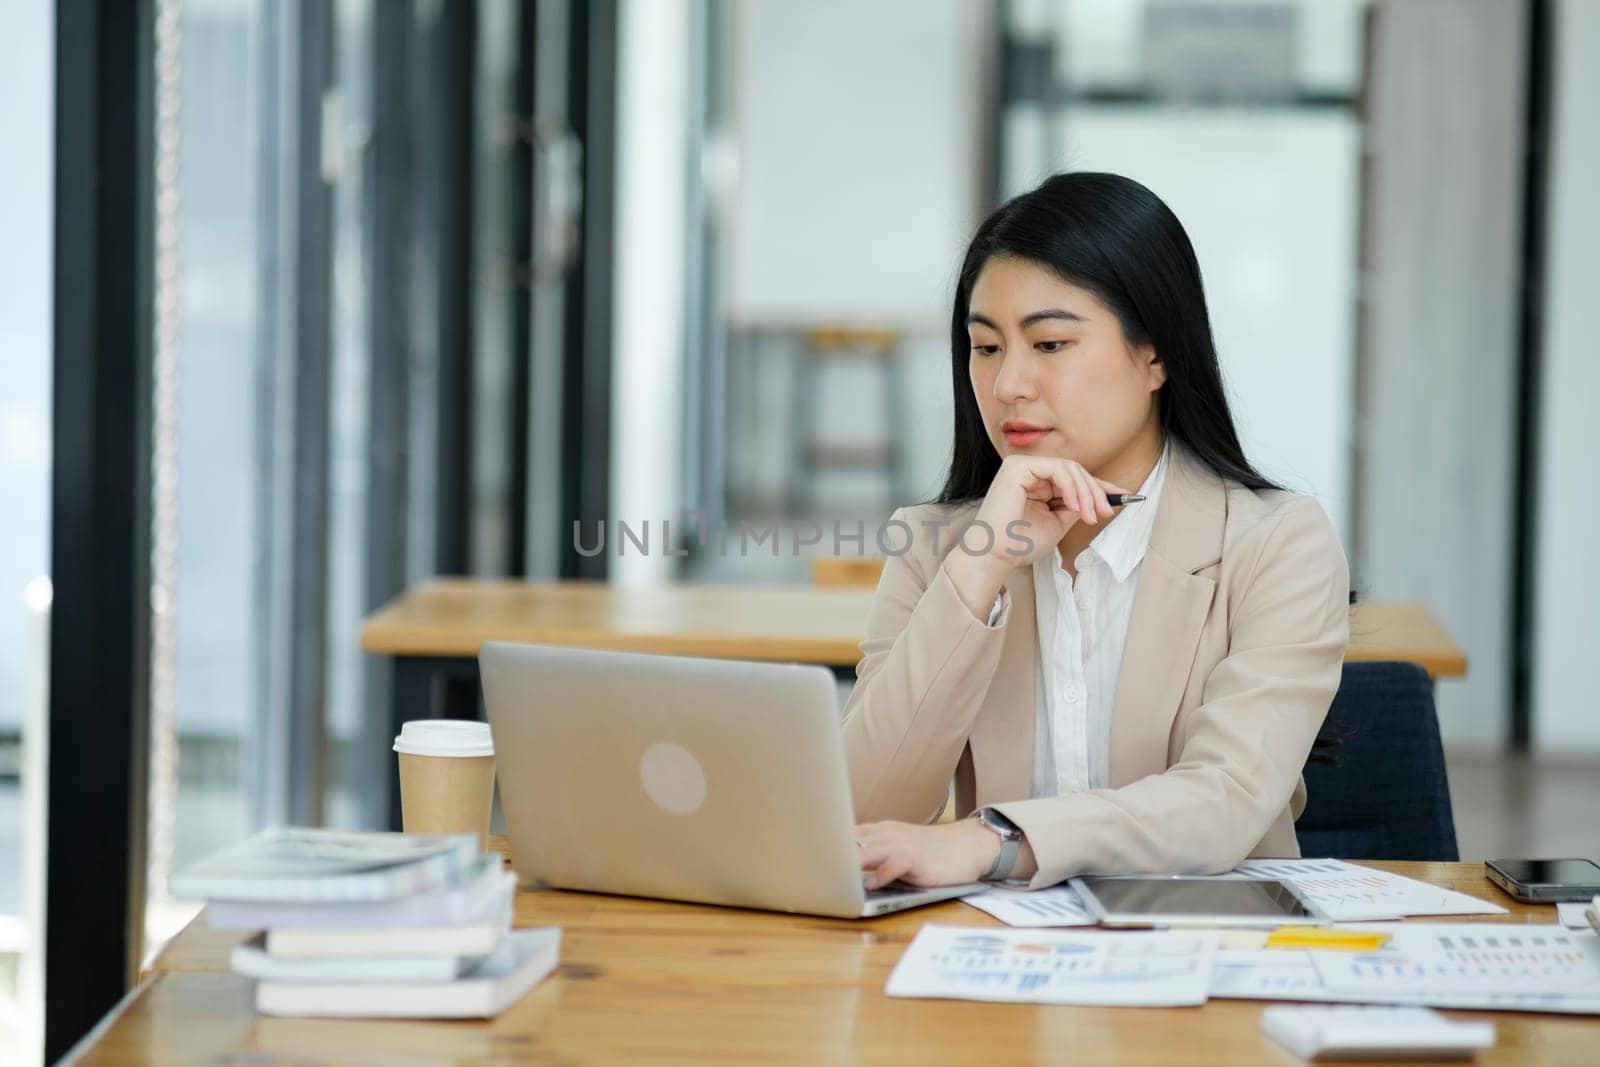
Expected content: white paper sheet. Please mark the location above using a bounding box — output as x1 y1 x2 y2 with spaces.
1209 949 1327 1000
1556 900 1599 930
1313 924 1600 995
1226 859 1508 922
886 925 1216 1006
959 884 1096 927
1211 925 1600 1015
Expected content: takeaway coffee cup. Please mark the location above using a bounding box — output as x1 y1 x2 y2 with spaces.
393 720 496 849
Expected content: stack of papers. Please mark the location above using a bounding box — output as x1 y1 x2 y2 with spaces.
888 922 1600 1015
904 860 1600 1014
174 828 557 1018
1222 859 1507 922
960 858 1506 927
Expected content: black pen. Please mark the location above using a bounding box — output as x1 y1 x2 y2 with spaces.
1046 493 1146 511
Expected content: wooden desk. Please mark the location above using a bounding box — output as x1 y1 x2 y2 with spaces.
362 580 1467 827
82 855 1595 1064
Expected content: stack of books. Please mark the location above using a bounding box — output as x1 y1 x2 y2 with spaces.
173 827 559 1018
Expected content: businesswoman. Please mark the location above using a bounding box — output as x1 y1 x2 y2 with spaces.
846 172 1350 891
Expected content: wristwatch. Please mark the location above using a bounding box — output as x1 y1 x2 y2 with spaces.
975 807 1024 882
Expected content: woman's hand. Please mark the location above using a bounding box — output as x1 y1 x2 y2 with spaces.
944 455 1130 619
856 818 1006 890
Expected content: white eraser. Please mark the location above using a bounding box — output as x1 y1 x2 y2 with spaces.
1261 1005 1495 1061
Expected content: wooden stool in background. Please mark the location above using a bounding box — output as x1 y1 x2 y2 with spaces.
788 327 908 513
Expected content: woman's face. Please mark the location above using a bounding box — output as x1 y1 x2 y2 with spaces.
966 255 1166 474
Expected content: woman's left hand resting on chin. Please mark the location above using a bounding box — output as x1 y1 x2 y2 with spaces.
855 818 1039 890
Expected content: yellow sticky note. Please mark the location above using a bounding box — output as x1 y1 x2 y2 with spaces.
1265 928 1392 952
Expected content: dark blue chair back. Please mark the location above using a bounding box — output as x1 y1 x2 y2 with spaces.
1296 660 1459 861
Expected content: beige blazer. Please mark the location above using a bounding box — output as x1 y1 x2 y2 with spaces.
841 443 1351 888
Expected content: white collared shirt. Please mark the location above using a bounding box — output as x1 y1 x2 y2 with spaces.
1027 444 1170 799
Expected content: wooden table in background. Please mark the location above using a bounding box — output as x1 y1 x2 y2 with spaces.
362 579 1468 677
362 579 1468 828
79 850 1595 1064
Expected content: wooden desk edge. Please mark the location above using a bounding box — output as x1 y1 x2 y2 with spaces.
1343 646 1469 680
62 973 157 1064
358 627 864 665
361 630 1467 679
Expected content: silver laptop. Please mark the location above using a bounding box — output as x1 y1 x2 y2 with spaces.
479 641 980 918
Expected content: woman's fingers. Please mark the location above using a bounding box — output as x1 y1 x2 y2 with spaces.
855 828 899 868
1048 462 1094 525
1078 466 1114 521
1049 464 1133 523
857 840 893 869
1048 467 1083 520
856 824 916 889
1071 465 1099 525
863 854 911 890
1020 462 1061 504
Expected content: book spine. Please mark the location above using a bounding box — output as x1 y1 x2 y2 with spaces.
178 843 480 903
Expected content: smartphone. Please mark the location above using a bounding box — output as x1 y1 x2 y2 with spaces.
1485 858 1600 903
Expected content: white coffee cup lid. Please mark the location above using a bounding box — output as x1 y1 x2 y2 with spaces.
393 719 495 758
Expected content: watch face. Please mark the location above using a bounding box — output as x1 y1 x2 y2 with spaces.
981 809 1021 838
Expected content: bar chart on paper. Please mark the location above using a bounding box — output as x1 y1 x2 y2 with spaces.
886 926 1217 1006
1308 924 1600 1014
1229 859 1506 921
959 885 1096 927
1213 926 1600 1014
1322 926 1600 992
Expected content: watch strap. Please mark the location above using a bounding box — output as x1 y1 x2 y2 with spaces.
977 807 1023 882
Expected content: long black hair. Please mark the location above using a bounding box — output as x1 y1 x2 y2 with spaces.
936 171 1280 503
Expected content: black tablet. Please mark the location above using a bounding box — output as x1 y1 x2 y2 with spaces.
1069 876 1326 928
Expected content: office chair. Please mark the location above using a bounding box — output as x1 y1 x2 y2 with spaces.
1296 660 1460 861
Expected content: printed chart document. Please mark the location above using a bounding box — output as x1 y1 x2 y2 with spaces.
1311 924 1600 1013
1212 924 1600 1015
886 925 1215 1006
959 884 1095 927
1224 859 1507 922
964 860 1504 928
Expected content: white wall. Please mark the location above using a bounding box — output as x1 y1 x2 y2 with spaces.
719 0 994 511
1045 108 1360 542
1358 0 1526 747
0 0 55 734
0 4 52 1060
1531 0 1600 752
1047 0 1369 95
729 0 991 322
